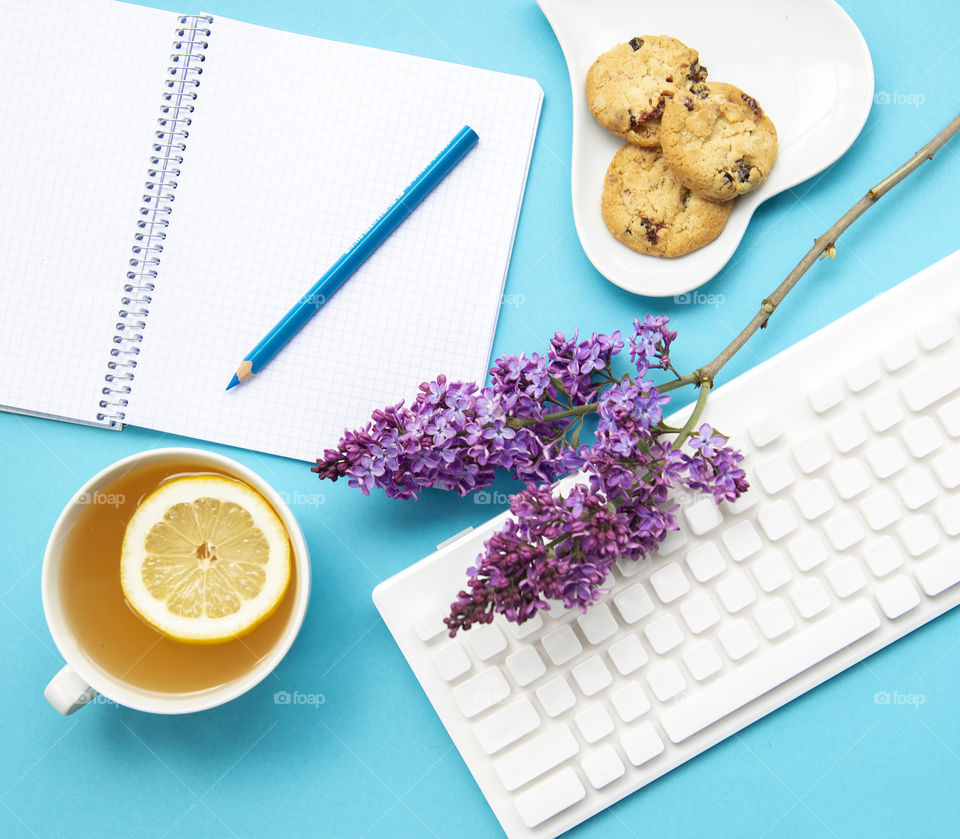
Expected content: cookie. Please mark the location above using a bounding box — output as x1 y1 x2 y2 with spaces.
601 144 731 257
660 82 778 202
586 35 707 148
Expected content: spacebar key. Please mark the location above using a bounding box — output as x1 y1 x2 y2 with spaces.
660 599 881 744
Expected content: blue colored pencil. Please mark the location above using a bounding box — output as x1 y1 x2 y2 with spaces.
227 125 479 390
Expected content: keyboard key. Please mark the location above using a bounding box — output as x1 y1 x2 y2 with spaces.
827 557 868 597
607 634 648 675
829 461 872 500
901 416 945 458
752 551 793 592
541 624 582 666
536 676 576 718
875 575 921 619
610 681 650 722
646 661 687 701
901 351 960 411
864 392 905 432
571 656 613 697
540 599 565 620
575 703 615 743
432 642 471 682
683 497 724 535
467 622 507 660
895 469 939 510
865 438 909 479
716 571 757 613
793 479 835 521
649 562 691 603
722 521 763 561
828 412 869 453
932 449 960 488
644 615 684 654
757 499 799 541
657 527 689 556
823 510 865 550
680 594 721 634
808 380 844 413
508 612 543 640
755 598 795 639
683 641 723 681
577 603 618 645
844 358 882 392
506 646 547 687
685 543 726 582
787 532 829 571
473 697 541 755
660 599 881 743
413 608 446 641
755 454 797 494
747 414 783 447
616 555 644 578
897 516 940 557
915 548 960 596
791 434 833 474
620 721 665 767
862 536 905 578
453 667 510 718
514 767 585 828
858 488 902 530
880 336 918 371
494 725 579 791
580 744 625 790
718 619 759 661
938 395 960 437
917 315 955 351
726 491 758 515
935 496 960 536
614 583 655 624
791 578 831 618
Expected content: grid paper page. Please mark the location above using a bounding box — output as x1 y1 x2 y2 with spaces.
0 0 182 425
126 14 542 461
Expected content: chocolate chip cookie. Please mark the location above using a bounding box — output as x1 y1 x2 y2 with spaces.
660 82 778 202
586 35 707 148
601 144 731 257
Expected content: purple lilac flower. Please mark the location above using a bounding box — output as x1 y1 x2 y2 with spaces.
312 318 750 634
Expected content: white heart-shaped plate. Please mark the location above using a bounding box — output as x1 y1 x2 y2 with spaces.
537 0 874 296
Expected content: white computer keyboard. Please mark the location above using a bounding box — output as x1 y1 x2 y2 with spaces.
372 250 960 838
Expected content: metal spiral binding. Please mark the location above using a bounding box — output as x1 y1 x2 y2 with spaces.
98 15 212 426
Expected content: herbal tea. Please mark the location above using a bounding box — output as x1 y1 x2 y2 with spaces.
58 458 297 694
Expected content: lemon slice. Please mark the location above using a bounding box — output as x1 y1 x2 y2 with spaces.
120 475 290 644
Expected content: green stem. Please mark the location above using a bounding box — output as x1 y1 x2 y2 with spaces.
508 403 597 428
657 372 698 393
671 381 712 449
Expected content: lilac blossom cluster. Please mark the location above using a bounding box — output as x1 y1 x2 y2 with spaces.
312 330 625 497
312 316 748 634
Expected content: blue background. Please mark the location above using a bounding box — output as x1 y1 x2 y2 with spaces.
3 1 959 837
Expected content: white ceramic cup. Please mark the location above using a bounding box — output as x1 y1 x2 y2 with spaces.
42 447 311 715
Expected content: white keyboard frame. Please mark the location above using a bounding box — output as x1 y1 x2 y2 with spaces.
373 250 960 838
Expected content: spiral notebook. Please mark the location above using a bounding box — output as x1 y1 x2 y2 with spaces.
0 0 542 461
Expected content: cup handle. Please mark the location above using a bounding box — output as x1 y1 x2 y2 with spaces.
45 665 98 715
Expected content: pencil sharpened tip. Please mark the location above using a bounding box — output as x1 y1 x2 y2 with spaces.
226 375 239 391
